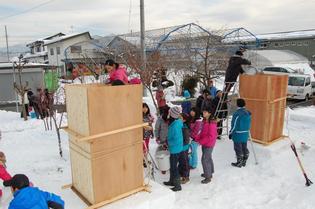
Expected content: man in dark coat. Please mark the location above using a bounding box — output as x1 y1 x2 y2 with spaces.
224 50 251 93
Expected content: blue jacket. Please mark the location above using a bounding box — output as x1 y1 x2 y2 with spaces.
167 119 183 154
9 187 64 209
181 90 192 114
208 86 217 98
230 107 251 143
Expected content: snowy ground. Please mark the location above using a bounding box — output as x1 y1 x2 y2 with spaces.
0 106 315 209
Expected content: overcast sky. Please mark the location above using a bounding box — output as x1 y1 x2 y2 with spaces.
0 0 314 48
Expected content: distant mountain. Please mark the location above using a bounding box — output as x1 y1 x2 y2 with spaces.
0 44 29 62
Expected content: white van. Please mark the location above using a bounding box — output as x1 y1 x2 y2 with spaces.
287 74 314 100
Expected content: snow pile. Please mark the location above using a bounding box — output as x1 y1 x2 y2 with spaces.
0 105 315 209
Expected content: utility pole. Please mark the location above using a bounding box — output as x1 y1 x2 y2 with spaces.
140 0 146 70
5 25 10 62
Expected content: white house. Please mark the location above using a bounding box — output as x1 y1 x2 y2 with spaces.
24 33 65 64
43 32 92 73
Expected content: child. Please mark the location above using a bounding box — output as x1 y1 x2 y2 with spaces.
178 113 191 184
143 103 154 154
163 106 183 192
154 106 169 146
191 105 217 184
181 90 192 115
156 85 167 115
4 174 64 209
189 107 202 169
229 98 251 167
0 151 12 198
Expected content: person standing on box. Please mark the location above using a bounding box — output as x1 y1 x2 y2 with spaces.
104 59 128 84
163 106 183 192
229 98 252 168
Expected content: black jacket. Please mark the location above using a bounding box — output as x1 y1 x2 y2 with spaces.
225 55 251 82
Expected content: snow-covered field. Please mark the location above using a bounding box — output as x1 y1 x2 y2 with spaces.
0 106 315 209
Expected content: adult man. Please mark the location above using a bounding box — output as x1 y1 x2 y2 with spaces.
4 174 64 209
224 50 251 94
229 98 251 167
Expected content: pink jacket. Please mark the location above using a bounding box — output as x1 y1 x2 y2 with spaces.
190 120 202 140
109 65 129 84
0 164 12 196
192 120 217 148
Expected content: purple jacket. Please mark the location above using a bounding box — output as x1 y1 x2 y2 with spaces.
192 120 217 148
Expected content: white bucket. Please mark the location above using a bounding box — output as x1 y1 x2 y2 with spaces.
155 150 170 171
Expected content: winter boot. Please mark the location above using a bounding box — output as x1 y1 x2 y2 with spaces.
171 178 182 192
201 173 205 178
231 157 243 168
181 177 190 184
242 154 249 167
201 177 211 184
163 177 174 186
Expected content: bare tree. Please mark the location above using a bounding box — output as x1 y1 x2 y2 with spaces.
13 55 28 121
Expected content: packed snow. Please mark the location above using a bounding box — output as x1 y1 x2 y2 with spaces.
0 104 314 209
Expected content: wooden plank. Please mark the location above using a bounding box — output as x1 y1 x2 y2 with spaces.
85 186 150 209
87 85 143 135
252 135 288 146
65 85 90 136
61 184 72 189
77 123 148 142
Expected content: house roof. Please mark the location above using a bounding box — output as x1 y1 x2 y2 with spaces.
26 33 66 47
43 32 92 46
0 62 55 69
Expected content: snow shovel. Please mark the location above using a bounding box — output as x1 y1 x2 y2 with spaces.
290 143 313 187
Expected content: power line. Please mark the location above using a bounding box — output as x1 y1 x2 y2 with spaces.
0 0 56 21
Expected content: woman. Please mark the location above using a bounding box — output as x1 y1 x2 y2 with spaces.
104 59 128 84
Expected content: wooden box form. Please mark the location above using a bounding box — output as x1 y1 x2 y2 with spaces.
239 74 288 144
65 84 144 204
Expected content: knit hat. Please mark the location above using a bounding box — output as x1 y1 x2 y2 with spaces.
169 106 182 119
237 98 246 107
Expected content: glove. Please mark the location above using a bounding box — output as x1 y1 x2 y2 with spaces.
228 134 232 140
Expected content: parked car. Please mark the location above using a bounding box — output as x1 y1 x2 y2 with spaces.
287 74 315 100
263 66 296 75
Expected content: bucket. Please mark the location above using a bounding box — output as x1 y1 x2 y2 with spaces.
155 150 170 171
30 112 36 119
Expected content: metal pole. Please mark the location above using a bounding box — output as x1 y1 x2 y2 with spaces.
5 26 10 62
12 63 19 112
140 0 146 69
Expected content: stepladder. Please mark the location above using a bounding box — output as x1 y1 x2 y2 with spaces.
214 81 239 138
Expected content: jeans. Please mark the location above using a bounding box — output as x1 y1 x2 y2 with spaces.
201 146 214 178
189 140 199 168
169 153 180 183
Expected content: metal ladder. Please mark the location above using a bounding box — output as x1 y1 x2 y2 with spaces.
214 81 239 137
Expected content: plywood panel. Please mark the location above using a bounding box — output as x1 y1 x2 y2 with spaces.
87 85 143 135
92 142 143 203
65 85 90 136
69 135 94 203
245 99 286 143
66 84 144 205
240 74 288 101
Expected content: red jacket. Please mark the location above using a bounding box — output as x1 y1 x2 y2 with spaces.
109 66 129 84
192 120 217 148
156 90 166 108
0 164 12 197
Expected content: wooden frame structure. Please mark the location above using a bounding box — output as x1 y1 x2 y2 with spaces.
64 84 145 207
239 74 288 145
